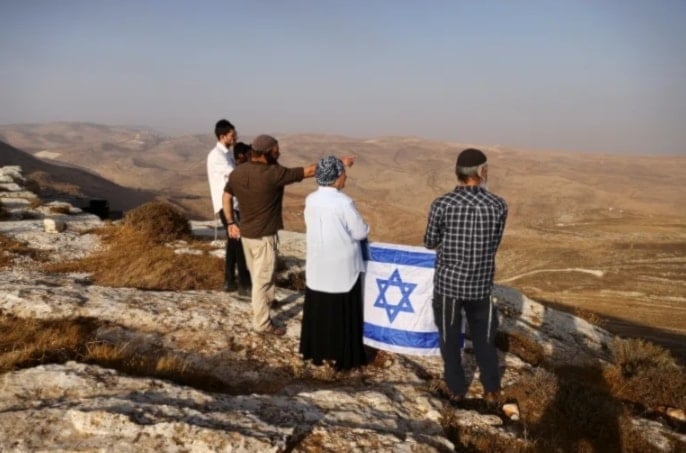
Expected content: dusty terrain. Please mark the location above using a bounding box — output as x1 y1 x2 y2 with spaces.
1 122 684 360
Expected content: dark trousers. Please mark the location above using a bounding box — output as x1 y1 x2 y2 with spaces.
432 293 500 396
218 209 251 287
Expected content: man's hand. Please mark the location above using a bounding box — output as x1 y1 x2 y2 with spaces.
341 156 355 167
228 224 241 239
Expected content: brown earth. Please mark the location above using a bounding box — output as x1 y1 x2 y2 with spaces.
1 122 684 361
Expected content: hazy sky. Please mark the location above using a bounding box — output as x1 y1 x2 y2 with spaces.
1 1 685 154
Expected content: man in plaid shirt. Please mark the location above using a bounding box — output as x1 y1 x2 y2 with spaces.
424 148 507 404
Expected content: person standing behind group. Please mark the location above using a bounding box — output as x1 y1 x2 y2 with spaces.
423 148 508 404
299 156 369 371
206 119 251 295
233 141 251 165
223 135 354 336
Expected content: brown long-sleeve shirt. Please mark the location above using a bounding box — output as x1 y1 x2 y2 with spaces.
224 161 304 239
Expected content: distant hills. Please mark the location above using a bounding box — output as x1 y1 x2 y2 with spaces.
2 121 684 240
0 140 158 214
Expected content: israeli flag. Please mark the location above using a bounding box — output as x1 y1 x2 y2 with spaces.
363 242 441 356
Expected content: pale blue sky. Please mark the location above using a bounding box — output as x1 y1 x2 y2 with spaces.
1 0 685 153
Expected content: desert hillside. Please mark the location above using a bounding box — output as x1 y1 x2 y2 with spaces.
0 167 684 451
1 122 684 360
0 141 159 213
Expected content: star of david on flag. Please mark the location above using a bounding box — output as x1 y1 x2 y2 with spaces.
374 269 416 323
363 242 441 356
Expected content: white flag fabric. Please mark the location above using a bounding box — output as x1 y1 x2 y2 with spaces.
362 241 441 356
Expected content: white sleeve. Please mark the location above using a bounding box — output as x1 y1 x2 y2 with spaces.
344 199 369 240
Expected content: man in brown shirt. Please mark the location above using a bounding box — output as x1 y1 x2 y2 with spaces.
223 134 353 336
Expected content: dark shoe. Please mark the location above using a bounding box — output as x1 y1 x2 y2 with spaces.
223 281 238 292
259 322 286 337
448 393 466 408
268 299 284 308
238 286 251 298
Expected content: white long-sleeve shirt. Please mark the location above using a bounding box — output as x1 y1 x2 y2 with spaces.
305 186 369 293
206 142 238 214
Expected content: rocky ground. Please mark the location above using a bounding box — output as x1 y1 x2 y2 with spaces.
1 165 684 452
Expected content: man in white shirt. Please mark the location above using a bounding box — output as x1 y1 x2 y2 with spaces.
206 119 250 295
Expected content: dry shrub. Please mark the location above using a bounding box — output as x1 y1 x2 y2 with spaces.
508 366 638 451
45 214 223 291
496 331 546 366
605 338 686 409
48 205 72 215
507 368 559 423
123 201 190 244
574 306 605 328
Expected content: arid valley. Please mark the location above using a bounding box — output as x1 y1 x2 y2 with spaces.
1 122 684 361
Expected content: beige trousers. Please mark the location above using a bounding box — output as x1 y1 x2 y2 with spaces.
241 234 277 331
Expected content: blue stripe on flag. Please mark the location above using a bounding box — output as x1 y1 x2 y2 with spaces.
364 322 440 349
367 246 436 269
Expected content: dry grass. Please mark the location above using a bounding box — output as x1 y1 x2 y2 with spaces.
495 331 546 366
499 354 686 453
0 233 47 268
0 315 224 391
574 306 606 328
504 365 632 452
44 202 223 290
605 338 686 410
0 316 96 371
48 205 72 215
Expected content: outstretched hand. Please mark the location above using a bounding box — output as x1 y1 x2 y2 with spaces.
341 156 355 167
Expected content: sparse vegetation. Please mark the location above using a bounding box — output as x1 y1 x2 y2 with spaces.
44 201 222 290
2 156 683 450
496 331 546 366
574 306 606 327
48 204 72 215
500 364 681 453
122 201 191 244
0 232 47 268
605 338 686 410
0 315 224 391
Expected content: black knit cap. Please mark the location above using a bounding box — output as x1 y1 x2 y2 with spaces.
251 134 278 153
456 148 487 167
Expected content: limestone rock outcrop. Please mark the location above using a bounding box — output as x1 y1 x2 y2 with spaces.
1 165 683 452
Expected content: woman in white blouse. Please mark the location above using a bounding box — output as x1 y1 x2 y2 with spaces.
299 156 370 370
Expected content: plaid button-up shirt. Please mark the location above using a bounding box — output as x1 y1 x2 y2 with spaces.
424 185 507 300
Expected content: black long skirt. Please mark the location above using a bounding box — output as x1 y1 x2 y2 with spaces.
299 276 367 371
